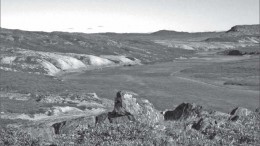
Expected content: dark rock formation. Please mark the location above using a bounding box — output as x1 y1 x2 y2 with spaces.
164 103 203 121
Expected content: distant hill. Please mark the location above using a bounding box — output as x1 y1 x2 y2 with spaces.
150 29 223 40
0 28 194 65
226 24 260 36
205 24 260 43
151 30 189 35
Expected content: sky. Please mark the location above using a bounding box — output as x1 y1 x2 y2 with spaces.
1 0 259 33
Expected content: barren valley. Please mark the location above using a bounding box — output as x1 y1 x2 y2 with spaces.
0 24 259 145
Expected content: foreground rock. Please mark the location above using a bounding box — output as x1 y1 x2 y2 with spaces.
1 90 259 145
164 103 203 121
229 107 253 121
96 91 163 125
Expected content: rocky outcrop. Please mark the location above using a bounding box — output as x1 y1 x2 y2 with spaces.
230 107 252 117
12 91 163 143
229 107 253 121
96 91 163 125
226 25 260 36
164 103 203 121
2 90 259 146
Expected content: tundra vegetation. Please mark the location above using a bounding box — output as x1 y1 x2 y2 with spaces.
0 25 259 145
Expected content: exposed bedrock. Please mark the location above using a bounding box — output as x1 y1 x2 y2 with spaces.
4 91 259 144
96 90 163 125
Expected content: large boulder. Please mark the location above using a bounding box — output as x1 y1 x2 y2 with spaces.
229 107 252 121
96 91 163 125
164 103 203 121
113 91 140 115
230 107 252 117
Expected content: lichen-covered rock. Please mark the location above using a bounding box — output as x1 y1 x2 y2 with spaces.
96 91 163 125
113 91 140 115
229 107 253 121
114 91 163 125
164 103 203 121
230 107 252 117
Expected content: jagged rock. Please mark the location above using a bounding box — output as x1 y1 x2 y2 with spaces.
164 103 203 121
229 107 252 121
230 107 252 116
95 91 163 125
114 91 163 125
113 91 140 115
